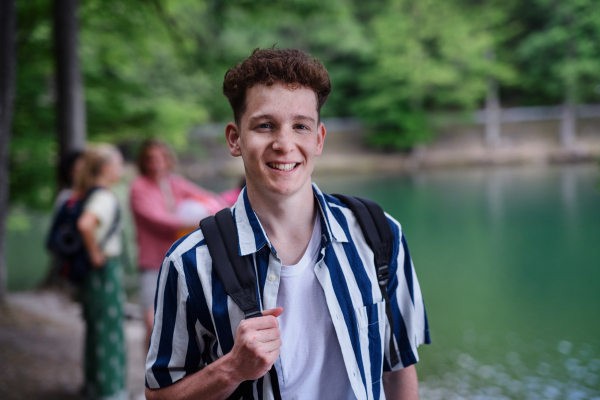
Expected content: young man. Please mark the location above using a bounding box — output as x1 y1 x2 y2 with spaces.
145 48 430 400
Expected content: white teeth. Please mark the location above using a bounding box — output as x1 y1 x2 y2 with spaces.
269 163 297 171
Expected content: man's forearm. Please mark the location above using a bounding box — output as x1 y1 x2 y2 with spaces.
145 353 240 400
382 365 419 400
146 308 282 400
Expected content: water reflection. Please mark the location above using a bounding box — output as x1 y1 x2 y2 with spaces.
420 334 600 400
485 169 505 229
561 166 578 222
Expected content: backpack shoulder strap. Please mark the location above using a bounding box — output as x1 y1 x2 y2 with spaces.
332 194 394 272
332 194 400 368
199 209 282 400
200 209 261 319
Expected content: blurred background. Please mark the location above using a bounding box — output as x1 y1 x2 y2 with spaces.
1 0 600 399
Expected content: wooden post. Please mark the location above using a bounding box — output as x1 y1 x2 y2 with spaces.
560 94 576 149
484 49 501 148
0 0 17 300
54 0 86 161
560 16 577 149
485 76 501 148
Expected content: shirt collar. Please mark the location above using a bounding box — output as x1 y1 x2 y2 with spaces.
232 183 348 257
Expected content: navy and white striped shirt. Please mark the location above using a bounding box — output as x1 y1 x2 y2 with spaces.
146 183 430 400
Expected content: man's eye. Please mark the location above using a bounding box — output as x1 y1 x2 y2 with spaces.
257 123 271 129
295 124 308 130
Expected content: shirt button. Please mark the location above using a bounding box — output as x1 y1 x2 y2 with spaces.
268 274 276 282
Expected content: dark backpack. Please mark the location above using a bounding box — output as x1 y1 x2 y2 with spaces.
199 195 399 400
46 186 120 283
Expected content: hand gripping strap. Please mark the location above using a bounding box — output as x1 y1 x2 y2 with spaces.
332 194 400 368
199 209 281 400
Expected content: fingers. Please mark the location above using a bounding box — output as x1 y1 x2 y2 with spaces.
229 309 283 382
237 321 280 342
260 338 282 353
262 307 283 318
253 327 280 343
241 309 282 331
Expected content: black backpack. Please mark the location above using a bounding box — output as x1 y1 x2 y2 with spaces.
46 186 120 283
199 195 400 400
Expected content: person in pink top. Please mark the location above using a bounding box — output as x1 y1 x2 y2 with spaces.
130 139 239 346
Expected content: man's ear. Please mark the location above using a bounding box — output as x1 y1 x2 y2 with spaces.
225 122 242 157
315 122 326 156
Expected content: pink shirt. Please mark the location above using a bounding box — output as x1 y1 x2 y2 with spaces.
130 174 233 270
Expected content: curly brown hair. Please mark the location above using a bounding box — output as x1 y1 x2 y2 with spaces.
223 48 331 125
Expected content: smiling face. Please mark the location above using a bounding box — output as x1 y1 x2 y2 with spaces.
225 83 326 201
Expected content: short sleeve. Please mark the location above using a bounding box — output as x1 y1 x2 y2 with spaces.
84 189 117 228
84 189 121 256
384 216 430 371
145 257 206 389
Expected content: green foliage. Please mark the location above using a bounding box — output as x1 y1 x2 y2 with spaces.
12 0 211 209
513 0 600 105
354 0 515 149
11 0 600 209
12 0 56 209
79 0 210 146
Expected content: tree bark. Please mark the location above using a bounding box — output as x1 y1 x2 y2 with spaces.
54 0 86 162
0 0 17 300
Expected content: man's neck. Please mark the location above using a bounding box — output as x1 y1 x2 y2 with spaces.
246 182 317 266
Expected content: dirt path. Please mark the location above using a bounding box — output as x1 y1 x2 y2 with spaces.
0 290 146 400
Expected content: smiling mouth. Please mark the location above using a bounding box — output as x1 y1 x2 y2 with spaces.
267 163 298 171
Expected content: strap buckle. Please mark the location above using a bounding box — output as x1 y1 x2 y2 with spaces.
244 310 262 319
378 264 389 286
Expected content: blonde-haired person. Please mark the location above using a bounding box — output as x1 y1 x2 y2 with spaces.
75 144 127 400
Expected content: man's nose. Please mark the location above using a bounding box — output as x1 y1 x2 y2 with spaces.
271 128 294 153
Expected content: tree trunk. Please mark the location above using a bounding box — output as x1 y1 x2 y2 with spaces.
0 0 17 300
54 0 86 162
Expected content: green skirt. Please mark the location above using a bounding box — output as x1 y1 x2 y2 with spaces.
81 257 127 400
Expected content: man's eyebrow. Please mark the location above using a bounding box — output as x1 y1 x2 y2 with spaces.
247 114 274 125
294 115 316 124
247 114 317 125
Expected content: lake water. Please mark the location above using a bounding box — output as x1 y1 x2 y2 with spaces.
6 164 600 399
314 165 600 399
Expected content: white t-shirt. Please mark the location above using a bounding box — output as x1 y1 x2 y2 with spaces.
276 214 357 400
84 188 122 258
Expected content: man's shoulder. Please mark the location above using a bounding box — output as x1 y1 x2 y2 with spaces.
164 227 209 264
319 191 347 208
319 191 403 234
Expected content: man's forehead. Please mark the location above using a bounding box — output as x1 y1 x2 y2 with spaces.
243 83 319 118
